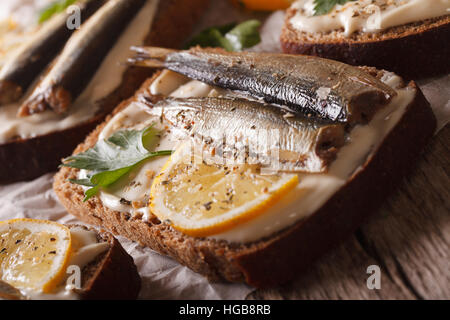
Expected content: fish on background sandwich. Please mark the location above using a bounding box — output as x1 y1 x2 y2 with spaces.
281 0 450 79
54 48 436 288
0 0 209 184
0 0 104 105
18 0 148 116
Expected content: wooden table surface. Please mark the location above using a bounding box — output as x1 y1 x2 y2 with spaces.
196 0 449 300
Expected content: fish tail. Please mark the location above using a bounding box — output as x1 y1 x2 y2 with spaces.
315 124 346 163
17 94 47 117
17 85 71 117
128 46 177 67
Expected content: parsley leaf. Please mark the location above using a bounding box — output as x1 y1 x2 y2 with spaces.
38 0 78 24
68 178 95 186
184 20 261 51
62 125 172 201
225 20 262 51
185 23 236 50
313 0 356 16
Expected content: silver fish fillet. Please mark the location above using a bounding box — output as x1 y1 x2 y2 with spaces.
18 0 146 116
130 47 397 124
0 0 104 106
138 96 346 173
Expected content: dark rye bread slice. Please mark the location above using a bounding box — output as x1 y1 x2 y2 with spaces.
69 225 141 300
281 9 450 79
0 0 209 184
0 225 140 300
53 69 436 288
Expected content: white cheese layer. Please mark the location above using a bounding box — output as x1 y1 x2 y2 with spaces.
289 0 450 36
0 0 159 144
90 70 415 243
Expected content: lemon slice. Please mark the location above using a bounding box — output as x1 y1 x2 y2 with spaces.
150 143 299 237
0 219 72 293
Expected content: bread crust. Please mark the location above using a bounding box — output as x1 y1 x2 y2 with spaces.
0 0 209 184
72 225 141 300
53 70 436 288
281 11 450 80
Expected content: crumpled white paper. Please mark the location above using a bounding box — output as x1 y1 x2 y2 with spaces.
0 9 448 300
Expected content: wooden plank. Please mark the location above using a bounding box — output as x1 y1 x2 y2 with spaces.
248 236 416 300
357 126 450 299
249 127 449 300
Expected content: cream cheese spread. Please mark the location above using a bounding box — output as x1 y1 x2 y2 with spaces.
0 0 159 144
87 69 415 243
289 0 450 36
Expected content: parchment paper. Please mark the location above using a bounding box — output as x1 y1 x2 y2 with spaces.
0 5 448 300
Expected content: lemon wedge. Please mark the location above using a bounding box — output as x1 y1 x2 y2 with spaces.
150 143 299 237
0 219 72 293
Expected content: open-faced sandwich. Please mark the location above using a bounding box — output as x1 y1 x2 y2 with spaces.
0 0 209 184
281 0 450 79
0 219 140 300
53 47 436 288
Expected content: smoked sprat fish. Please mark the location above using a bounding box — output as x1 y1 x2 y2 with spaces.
18 0 146 117
138 96 346 173
130 47 397 124
0 0 104 106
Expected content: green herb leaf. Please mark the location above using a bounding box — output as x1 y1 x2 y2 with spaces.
313 0 355 16
184 23 236 49
83 185 100 202
225 20 262 51
185 20 261 51
68 178 95 187
38 0 78 24
63 125 172 201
